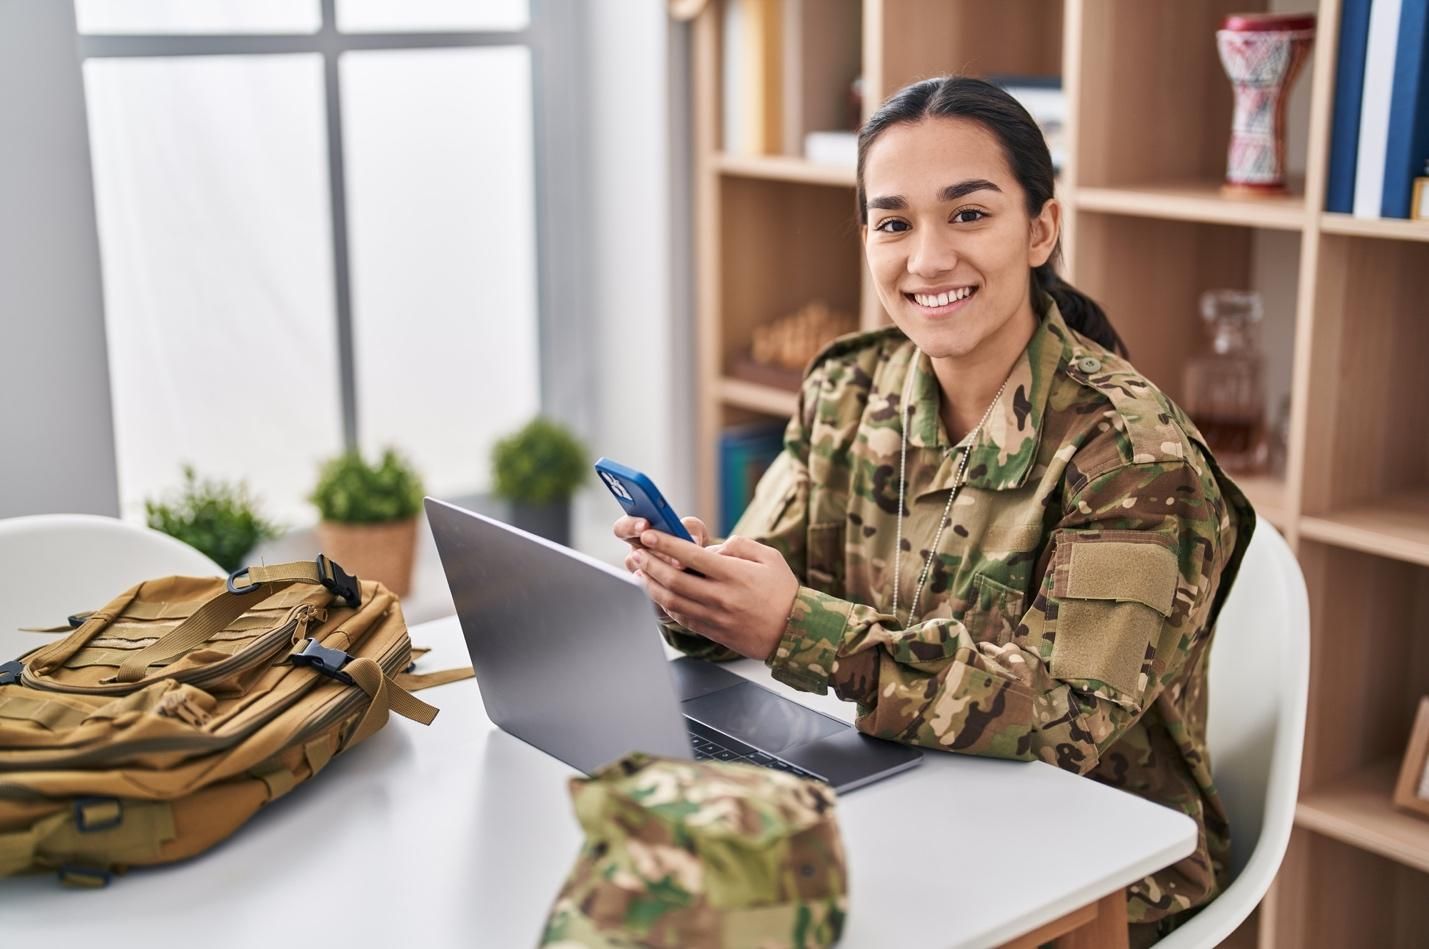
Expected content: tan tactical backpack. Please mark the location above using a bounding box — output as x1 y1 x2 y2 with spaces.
0 556 464 885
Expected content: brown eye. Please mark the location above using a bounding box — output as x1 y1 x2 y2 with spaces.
952 209 986 224
875 218 910 233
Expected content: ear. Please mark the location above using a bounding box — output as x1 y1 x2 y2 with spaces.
1028 197 1061 269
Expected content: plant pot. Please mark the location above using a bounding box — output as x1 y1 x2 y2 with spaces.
509 501 571 547
315 516 418 597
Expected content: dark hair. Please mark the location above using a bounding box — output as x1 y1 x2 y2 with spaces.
856 76 1127 357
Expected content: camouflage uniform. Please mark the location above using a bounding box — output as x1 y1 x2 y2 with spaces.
662 300 1254 937
541 752 848 948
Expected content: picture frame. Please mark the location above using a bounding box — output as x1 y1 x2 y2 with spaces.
1392 697 1429 819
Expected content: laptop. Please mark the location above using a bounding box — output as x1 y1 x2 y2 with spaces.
425 497 922 793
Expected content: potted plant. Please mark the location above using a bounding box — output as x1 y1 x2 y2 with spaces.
145 465 281 573
310 448 425 596
491 417 587 546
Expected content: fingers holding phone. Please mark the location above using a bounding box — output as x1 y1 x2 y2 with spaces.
613 515 710 573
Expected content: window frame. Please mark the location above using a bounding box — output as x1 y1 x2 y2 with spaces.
75 0 583 453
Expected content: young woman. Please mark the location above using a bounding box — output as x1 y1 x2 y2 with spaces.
614 76 1252 946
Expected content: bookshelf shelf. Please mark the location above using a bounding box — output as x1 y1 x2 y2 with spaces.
1299 491 1429 568
1073 182 1307 231
1319 213 1429 243
717 376 799 417
713 152 855 188
1296 761 1429 875
1234 473 1291 530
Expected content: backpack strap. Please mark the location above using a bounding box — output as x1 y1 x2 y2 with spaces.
393 665 474 691
110 557 357 685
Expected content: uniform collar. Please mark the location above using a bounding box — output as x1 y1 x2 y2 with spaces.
904 299 1071 492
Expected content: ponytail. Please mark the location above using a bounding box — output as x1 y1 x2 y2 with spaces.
1033 263 1128 357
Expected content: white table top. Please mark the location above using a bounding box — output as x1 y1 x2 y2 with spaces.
1 616 1196 947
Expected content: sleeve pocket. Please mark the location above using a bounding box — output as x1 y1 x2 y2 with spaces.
1048 535 1178 700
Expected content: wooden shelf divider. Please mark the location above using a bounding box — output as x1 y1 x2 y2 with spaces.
1296 761 1429 876
1319 214 1429 244
1299 491 1429 569
717 376 799 418
713 152 856 188
1074 181 1307 231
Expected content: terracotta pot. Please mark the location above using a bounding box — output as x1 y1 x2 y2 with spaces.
315 517 418 597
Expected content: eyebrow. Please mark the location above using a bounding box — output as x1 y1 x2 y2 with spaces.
866 179 1003 211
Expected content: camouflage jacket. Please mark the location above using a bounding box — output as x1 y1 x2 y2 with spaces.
663 301 1254 926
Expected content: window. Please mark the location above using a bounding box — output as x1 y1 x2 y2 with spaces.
78 2 542 522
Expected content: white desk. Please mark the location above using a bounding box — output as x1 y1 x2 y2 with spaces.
1 616 1196 947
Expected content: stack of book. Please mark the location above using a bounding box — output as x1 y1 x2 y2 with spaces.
1327 0 1429 219
718 422 786 536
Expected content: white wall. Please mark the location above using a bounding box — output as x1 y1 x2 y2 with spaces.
569 0 695 559
0 0 118 519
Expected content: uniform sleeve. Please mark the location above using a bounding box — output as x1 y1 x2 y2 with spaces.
657 367 817 662
765 459 1231 773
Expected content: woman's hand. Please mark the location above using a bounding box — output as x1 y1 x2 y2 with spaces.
630 530 799 661
613 514 710 571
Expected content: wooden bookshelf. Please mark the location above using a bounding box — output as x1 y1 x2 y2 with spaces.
1296 761 1429 875
1319 213 1429 242
717 375 799 417
713 152 856 187
688 1 1429 945
1074 181 1308 231
1299 492 1429 568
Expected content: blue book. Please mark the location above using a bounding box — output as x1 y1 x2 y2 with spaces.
1382 0 1429 217
1326 0 1374 214
718 422 785 535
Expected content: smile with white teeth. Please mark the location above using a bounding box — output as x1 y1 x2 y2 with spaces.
910 287 975 307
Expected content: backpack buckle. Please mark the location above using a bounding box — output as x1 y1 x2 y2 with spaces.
315 554 360 609
73 797 123 833
0 660 23 686
291 638 355 685
226 566 261 596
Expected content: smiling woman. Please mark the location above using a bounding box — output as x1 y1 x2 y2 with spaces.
619 76 1256 948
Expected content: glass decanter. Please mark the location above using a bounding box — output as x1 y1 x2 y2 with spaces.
1183 289 1268 473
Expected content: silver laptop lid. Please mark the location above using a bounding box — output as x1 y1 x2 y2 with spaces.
424 497 691 773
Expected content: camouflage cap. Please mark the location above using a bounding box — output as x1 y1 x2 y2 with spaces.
539 752 848 948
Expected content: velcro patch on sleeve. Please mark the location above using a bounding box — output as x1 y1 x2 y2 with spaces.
1049 536 1179 699
1062 540 1177 616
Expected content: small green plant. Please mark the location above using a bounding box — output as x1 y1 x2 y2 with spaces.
310 448 424 524
491 418 588 505
145 465 281 573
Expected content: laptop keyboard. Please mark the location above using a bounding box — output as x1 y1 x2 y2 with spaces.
684 718 822 782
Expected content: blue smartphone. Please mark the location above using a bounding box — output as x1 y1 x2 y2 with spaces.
593 457 695 543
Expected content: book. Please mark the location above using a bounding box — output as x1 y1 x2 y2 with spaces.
1325 0 1374 213
1354 0 1405 217
1382 0 1429 218
721 0 783 156
718 422 786 536
804 130 857 166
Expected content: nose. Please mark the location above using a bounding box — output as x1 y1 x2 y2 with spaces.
905 226 959 278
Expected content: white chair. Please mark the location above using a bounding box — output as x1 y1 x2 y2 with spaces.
1155 521 1310 948
0 513 223 663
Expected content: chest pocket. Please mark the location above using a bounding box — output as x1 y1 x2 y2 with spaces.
806 522 845 596
965 572 1026 645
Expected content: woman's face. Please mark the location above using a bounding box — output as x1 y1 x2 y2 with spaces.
861 116 1058 361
